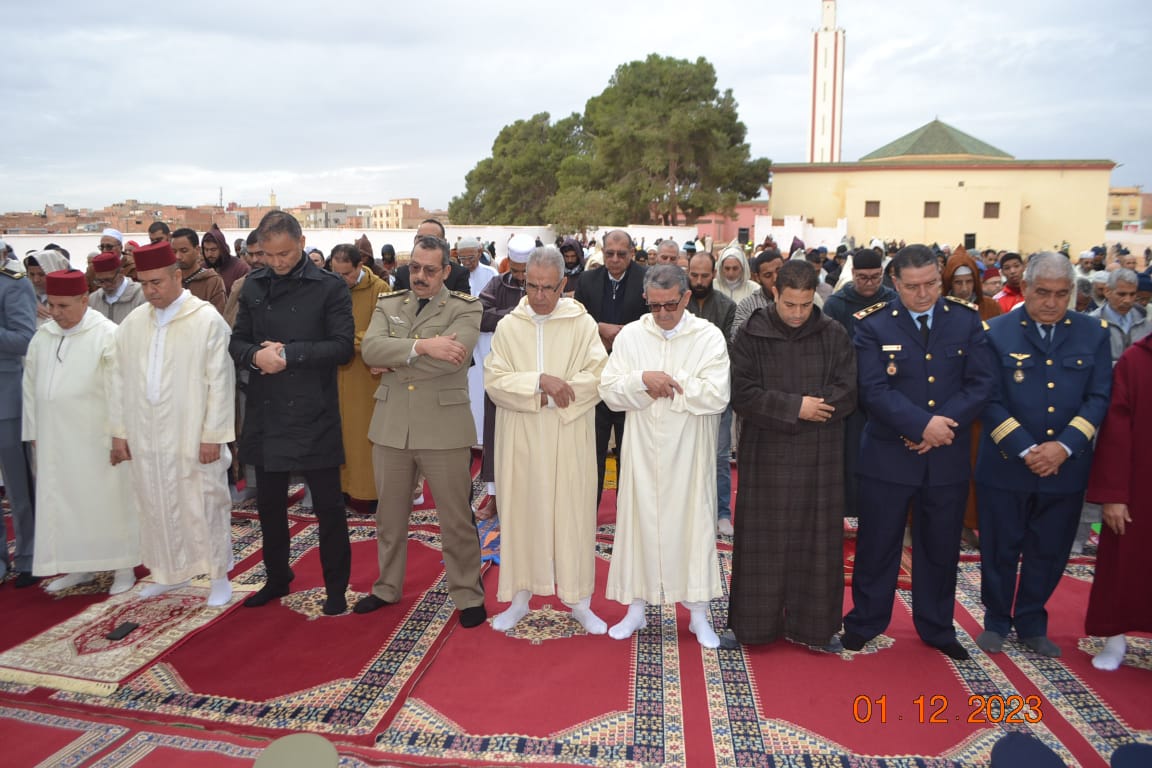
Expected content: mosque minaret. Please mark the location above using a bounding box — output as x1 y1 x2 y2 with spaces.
807 0 845 163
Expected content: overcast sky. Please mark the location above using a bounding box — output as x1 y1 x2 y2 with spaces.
3 0 1148 214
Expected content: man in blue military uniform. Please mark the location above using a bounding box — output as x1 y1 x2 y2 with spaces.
841 245 996 660
975 251 1111 657
0 262 37 586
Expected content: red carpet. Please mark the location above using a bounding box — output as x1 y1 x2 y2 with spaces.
2 463 1149 767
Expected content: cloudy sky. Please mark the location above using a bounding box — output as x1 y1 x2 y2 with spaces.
3 0 1148 214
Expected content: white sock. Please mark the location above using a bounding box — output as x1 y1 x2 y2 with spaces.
609 599 647 640
684 601 720 649
139 580 190 599
207 578 233 607
45 572 94 593
1092 635 1127 671
492 590 531 631
565 596 607 635
109 568 136 595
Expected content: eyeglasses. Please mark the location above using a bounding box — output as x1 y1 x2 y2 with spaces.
525 282 559 294
603 250 631 259
647 300 682 313
92 275 119 285
98 243 119 251
854 273 883 284
409 264 443 276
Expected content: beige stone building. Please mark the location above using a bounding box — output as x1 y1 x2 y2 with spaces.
770 120 1115 254
371 198 429 230
1107 186 1143 228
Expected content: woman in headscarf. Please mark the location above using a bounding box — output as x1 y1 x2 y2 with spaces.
24 249 72 325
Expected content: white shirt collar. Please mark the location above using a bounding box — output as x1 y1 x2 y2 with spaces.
155 289 191 327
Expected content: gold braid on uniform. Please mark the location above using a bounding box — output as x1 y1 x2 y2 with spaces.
1069 416 1096 441
990 418 1022 445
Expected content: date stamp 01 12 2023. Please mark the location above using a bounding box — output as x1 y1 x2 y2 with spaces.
852 694 1046 725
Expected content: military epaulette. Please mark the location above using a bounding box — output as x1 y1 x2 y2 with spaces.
378 289 410 299
450 290 479 302
852 301 888 321
944 295 978 311
982 320 991 331
0 266 25 280
1100 318 1109 329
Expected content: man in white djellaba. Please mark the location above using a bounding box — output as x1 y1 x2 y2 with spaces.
24 269 139 594
598 264 730 648
484 245 608 634
110 241 235 606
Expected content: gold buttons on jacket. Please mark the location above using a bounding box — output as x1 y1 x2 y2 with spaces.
1046 359 1053 366
1048 406 1055 413
1046 429 1055 436
1047 382 1055 389
407 384 415 391
928 400 936 407
925 353 933 361
928 376 936 383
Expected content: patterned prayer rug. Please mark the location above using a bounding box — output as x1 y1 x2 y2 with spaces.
0 582 253 696
0 705 128 767
50 528 476 745
954 560 1152 767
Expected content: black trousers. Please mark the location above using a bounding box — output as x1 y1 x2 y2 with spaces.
594 402 627 509
255 466 350 599
844 476 967 647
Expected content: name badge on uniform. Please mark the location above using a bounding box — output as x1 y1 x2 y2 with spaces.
1013 369 1025 383
881 345 902 352
886 355 898 376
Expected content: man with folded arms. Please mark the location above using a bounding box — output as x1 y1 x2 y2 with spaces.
357 235 487 628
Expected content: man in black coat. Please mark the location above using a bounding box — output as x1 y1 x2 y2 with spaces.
391 219 471 293
229 211 355 615
573 229 648 508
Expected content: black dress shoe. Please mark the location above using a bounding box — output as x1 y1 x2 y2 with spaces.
934 641 971 661
14 572 40 589
459 605 487 628
840 631 868 651
322 596 347 616
718 630 741 650
353 594 394 614
243 584 290 607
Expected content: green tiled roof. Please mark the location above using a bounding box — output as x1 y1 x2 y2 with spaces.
860 119 1013 161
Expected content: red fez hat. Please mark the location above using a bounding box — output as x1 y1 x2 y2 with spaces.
134 241 177 272
983 267 1001 279
91 252 121 273
45 270 89 297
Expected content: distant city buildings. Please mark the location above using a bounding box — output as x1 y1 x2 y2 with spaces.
0 196 451 236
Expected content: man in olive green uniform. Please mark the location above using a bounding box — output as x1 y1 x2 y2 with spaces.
356 235 487 627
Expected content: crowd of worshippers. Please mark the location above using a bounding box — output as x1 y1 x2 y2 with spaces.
1 217 1149 670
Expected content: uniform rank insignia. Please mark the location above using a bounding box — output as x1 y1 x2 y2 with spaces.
853 301 888 321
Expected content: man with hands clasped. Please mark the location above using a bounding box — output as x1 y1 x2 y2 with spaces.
840 245 995 661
